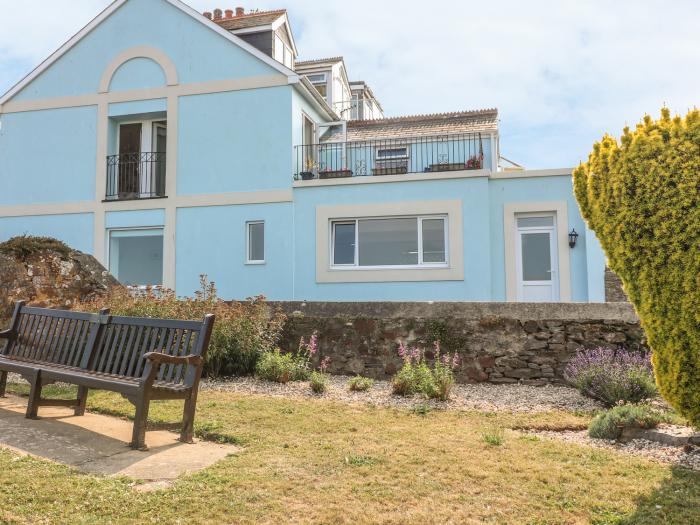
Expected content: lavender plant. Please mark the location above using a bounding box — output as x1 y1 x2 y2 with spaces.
564 347 657 407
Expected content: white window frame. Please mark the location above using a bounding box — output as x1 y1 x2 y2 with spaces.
106 226 165 286
306 72 329 100
375 145 409 161
246 220 265 265
330 215 448 271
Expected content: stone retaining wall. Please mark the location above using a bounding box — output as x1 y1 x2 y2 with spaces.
275 302 646 385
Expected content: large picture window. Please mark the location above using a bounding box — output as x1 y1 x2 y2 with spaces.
331 216 447 269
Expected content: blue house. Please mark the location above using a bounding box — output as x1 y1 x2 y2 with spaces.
0 0 607 302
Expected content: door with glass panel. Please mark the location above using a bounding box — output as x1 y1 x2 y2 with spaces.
515 215 559 301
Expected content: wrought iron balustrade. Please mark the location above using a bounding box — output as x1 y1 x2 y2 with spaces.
294 132 484 180
106 152 166 200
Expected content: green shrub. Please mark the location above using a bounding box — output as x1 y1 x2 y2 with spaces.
255 350 297 383
0 235 71 259
75 276 286 377
588 404 669 440
392 342 460 400
573 109 700 427
310 371 328 394
347 376 374 392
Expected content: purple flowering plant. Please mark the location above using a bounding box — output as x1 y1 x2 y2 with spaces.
564 347 657 407
393 340 461 400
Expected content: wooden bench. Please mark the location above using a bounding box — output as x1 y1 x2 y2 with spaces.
0 301 215 450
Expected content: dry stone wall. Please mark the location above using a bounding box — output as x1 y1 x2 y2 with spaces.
275 302 646 385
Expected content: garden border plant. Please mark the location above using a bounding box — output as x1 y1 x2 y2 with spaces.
564 346 657 407
392 341 460 401
588 403 669 440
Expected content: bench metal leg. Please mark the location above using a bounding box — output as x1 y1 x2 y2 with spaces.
0 371 7 397
130 396 150 450
74 386 88 416
26 370 42 419
180 390 199 444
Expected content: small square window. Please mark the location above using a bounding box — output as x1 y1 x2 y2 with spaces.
246 221 265 264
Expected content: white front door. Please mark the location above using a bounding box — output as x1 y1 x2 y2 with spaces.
515 215 559 301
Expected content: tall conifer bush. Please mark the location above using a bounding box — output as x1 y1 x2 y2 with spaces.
573 108 700 427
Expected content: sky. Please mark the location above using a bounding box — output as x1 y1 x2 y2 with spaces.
1 0 698 168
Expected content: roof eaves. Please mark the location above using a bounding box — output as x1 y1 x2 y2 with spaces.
348 108 499 126
295 56 344 67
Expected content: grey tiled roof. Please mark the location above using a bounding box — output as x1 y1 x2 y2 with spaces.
214 10 286 30
322 109 499 142
295 57 344 69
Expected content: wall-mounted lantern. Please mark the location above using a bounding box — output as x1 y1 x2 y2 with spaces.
568 228 579 248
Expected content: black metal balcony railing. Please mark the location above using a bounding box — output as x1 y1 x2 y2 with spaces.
105 152 166 200
294 133 484 181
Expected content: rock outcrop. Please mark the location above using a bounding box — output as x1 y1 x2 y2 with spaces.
0 237 119 320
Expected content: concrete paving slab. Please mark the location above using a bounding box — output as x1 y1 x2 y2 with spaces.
0 394 239 482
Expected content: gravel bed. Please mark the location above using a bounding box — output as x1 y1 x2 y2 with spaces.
526 428 700 471
201 375 603 413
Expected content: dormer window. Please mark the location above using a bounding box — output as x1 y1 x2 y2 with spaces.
274 34 293 68
307 73 328 99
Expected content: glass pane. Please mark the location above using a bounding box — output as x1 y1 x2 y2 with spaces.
274 36 284 63
517 216 554 228
422 218 446 263
109 230 163 286
333 223 356 265
521 232 551 281
358 218 418 266
248 222 264 261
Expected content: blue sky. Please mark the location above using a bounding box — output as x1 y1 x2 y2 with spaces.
1 0 698 168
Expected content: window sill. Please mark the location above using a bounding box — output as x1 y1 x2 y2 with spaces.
330 265 448 271
245 260 266 265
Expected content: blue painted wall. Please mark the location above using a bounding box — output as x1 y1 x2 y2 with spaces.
0 106 97 205
176 203 294 299
109 58 166 92
105 209 165 228
11 0 282 102
0 213 94 253
177 86 293 195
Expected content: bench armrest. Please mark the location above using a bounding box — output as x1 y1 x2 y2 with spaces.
144 352 203 367
0 329 15 340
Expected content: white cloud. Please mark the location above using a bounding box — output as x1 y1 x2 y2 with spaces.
1 0 698 167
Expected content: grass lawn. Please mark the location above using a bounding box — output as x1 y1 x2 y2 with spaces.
2 383 699 524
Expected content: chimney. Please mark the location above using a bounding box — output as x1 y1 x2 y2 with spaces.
225 9 233 18
213 8 223 20
203 11 212 20
236 7 245 16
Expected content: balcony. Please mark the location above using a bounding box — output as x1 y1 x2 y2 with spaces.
105 152 166 201
294 133 484 181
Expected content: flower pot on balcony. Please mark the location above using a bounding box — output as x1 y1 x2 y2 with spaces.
319 169 353 179
299 171 315 181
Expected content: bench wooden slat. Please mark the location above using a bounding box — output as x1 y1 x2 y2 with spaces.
69 319 85 366
61 319 78 366
20 306 96 321
24 315 45 360
126 325 148 378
